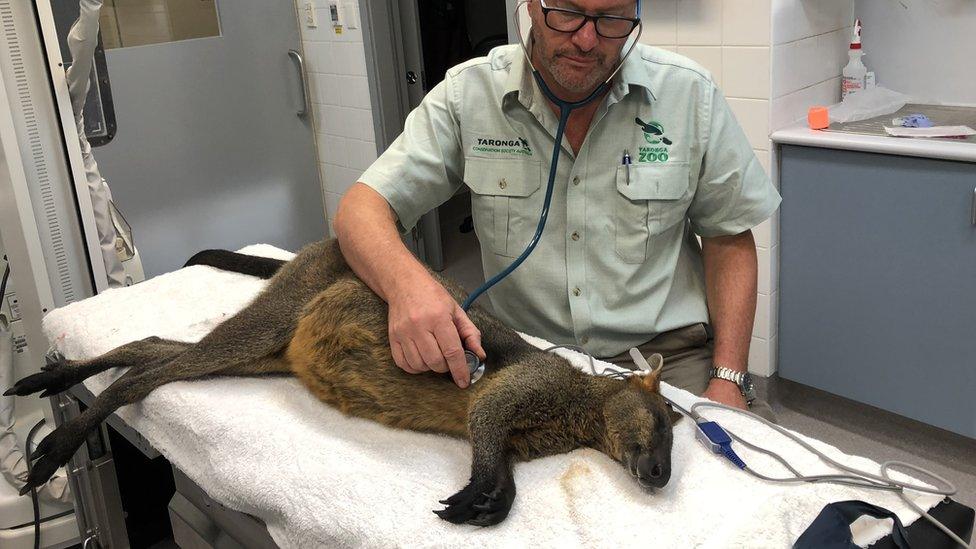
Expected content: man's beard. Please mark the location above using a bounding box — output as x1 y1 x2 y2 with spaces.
543 48 615 93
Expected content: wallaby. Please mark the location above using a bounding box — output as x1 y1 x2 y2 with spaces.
6 239 678 526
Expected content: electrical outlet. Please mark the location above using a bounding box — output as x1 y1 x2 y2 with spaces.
304 2 318 28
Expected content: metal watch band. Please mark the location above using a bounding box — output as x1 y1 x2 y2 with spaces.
709 366 744 385
709 366 756 404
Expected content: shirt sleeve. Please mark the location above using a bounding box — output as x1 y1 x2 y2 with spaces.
688 84 782 238
357 75 465 234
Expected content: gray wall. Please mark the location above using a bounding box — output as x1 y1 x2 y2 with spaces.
856 0 976 104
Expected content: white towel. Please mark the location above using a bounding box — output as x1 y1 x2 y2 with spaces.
41 244 941 548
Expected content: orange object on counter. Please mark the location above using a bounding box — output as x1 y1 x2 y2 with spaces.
808 106 830 130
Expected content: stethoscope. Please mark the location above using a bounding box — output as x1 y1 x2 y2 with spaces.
462 1 644 380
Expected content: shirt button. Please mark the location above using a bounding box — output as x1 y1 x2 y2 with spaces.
572 287 581 297
571 231 580 241
573 176 580 186
499 178 508 189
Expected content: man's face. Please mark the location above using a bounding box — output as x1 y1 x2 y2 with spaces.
528 0 638 96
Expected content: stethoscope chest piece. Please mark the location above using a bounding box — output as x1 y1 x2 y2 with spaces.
465 350 486 384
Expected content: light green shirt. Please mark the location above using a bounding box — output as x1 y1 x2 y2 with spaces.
360 44 781 358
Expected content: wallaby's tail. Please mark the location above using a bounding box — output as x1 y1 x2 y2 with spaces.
183 249 286 280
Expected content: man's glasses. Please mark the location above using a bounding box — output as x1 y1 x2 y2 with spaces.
539 0 640 39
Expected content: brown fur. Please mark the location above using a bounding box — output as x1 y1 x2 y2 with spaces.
6 238 677 526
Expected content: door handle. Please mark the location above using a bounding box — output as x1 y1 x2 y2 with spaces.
288 49 310 118
972 187 976 226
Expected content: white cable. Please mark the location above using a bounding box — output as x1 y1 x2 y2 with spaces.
882 460 970 548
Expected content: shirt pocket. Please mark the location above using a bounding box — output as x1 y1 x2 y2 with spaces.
464 157 543 258
613 162 692 263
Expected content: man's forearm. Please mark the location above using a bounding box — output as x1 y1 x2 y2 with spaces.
701 230 758 373
333 183 433 302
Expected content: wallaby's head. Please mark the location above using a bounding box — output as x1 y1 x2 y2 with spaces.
600 356 681 490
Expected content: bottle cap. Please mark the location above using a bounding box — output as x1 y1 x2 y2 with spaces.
808 106 830 130
850 18 862 49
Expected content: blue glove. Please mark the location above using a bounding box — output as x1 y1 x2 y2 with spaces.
893 114 934 128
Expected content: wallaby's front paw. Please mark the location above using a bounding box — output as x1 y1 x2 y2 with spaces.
434 474 516 526
20 424 84 495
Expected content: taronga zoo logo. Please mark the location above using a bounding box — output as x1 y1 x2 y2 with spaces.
635 117 671 163
472 136 533 157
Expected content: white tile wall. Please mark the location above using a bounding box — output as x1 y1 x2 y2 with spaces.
772 0 853 45
676 0 724 45
299 1 378 236
641 0 677 45
723 47 770 99
771 28 850 99
723 0 771 46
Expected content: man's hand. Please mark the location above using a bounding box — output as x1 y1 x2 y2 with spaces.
702 379 748 410
387 276 485 389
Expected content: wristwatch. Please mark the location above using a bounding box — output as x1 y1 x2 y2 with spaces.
709 366 756 404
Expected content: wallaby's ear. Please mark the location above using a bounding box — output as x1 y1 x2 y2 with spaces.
638 353 663 394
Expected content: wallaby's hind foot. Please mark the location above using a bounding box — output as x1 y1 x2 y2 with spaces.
20 421 87 495
18 340 292 494
434 470 516 526
3 357 69 398
4 337 190 398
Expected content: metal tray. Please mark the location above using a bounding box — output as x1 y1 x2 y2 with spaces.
827 103 976 144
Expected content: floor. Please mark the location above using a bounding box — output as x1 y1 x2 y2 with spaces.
434 196 976 515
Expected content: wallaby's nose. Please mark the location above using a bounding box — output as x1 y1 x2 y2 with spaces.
636 455 671 488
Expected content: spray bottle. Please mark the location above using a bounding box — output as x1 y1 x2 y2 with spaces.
842 19 869 100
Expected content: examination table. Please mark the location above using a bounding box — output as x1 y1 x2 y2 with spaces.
40 245 971 548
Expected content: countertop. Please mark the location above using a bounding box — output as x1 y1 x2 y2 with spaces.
771 104 976 163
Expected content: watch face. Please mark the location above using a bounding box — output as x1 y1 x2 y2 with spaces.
742 374 754 392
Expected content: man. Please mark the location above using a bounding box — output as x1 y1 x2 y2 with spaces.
333 0 780 412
